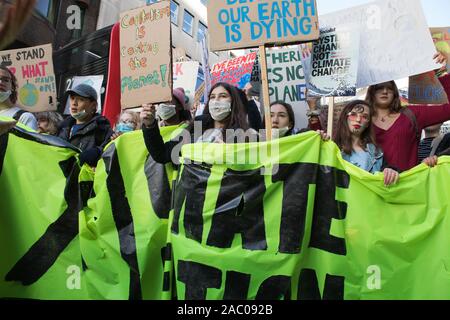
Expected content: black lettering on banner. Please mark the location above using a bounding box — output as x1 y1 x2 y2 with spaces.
177 260 222 300
273 163 318 254
207 169 267 250
223 271 251 300
256 275 292 300
5 157 81 285
309 166 349 255
172 163 211 242
103 145 142 300
145 155 171 219
160 244 172 292
0 133 8 176
297 269 344 300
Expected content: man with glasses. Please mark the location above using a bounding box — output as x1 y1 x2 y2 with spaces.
0 66 38 131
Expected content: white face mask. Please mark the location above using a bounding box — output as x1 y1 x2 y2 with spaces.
156 104 177 121
272 127 290 138
71 110 88 121
209 101 232 121
0 90 11 103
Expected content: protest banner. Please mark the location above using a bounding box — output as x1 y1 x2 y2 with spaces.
207 0 320 51
211 52 258 89
266 47 309 129
409 27 450 104
120 1 172 109
0 120 87 299
2 121 450 299
308 26 360 97
0 44 56 112
320 0 440 88
64 75 104 114
173 61 199 110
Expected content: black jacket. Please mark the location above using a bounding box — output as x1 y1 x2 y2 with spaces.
57 115 113 165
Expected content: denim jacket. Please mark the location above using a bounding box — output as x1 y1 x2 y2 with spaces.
342 143 384 174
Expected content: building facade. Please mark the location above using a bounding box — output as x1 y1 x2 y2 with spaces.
3 0 101 50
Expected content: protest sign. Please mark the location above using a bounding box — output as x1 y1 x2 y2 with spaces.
409 27 450 104
308 26 360 97
173 61 199 110
211 52 258 89
0 44 56 112
120 1 172 109
267 47 309 129
64 75 104 115
320 0 440 88
207 0 320 51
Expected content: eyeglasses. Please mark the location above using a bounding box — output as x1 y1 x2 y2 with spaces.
347 111 370 122
0 76 11 83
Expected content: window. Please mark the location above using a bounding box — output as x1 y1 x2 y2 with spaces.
200 0 208 6
35 0 58 25
182 10 194 37
146 0 159 4
197 22 207 42
171 1 179 25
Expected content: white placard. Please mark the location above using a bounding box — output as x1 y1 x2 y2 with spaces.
320 0 439 88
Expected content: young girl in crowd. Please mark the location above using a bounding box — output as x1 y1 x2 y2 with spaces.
141 82 256 165
270 100 329 140
335 100 399 186
366 53 450 171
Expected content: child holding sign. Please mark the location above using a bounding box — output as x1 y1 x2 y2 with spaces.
334 100 399 186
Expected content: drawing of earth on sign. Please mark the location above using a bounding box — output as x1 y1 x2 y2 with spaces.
19 82 39 107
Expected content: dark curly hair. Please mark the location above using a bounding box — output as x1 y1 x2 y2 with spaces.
0 65 18 104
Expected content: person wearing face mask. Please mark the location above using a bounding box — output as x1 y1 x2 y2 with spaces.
156 87 191 127
366 52 450 171
110 110 141 141
57 83 113 167
0 66 38 131
141 82 255 165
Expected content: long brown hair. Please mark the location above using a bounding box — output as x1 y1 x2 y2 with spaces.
366 81 402 113
334 100 377 155
202 82 250 131
270 101 295 127
0 66 18 104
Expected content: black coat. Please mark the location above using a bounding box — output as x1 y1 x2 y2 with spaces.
57 115 113 151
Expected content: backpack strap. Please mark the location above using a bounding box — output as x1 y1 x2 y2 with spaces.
401 108 420 141
430 134 445 157
12 109 26 121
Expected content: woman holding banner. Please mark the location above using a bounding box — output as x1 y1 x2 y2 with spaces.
366 52 450 171
141 82 256 165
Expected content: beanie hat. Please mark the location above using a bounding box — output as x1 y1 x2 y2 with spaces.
173 87 188 110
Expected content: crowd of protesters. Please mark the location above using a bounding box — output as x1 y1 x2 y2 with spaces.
1 49 450 184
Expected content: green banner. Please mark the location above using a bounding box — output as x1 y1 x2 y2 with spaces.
2 117 450 300
0 117 88 299
79 126 183 300
173 132 450 300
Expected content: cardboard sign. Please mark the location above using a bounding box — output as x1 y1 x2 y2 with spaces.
211 52 257 89
208 0 320 51
308 26 360 97
267 47 309 129
0 44 56 112
409 27 450 105
173 61 199 109
120 1 172 109
320 0 440 88
64 75 104 115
